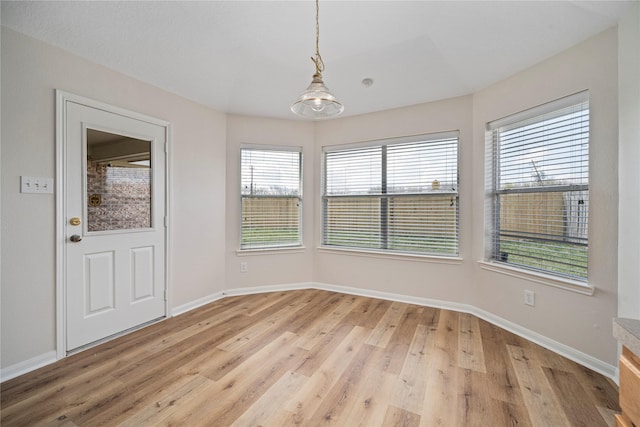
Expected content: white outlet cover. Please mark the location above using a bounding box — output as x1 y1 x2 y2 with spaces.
524 290 535 306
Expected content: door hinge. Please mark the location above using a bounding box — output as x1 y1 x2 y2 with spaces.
164 289 168 301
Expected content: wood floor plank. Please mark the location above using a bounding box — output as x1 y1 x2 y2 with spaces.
542 366 609 427
382 405 421 427
117 374 215 427
230 370 307 427
392 323 435 414
596 405 620 427
294 320 358 377
417 305 440 329
487 398 532 427
419 309 460 427
0 289 620 426
306 343 377 425
507 344 572 427
294 293 360 350
340 369 397 427
217 294 308 352
71 366 190 426
381 305 423 375
534 343 621 413
195 292 318 381
458 368 494 427
0 372 126 426
284 326 372 421
457 313 487 373
345 296 393 329
366 301 408 348
285 291 350 335
477 318 523 405
168 331 304 426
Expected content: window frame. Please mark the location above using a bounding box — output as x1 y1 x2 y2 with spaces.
239 145 303 251
321 131 460 258
484 91 590 287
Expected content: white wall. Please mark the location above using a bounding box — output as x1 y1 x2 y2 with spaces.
313 95 475 304
1 28 227 369
618 3 640 320
225 115 315 290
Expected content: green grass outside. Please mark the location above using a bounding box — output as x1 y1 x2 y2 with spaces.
241 227 299 247
498 239 587 280
324 232 458 256
241 228 586 279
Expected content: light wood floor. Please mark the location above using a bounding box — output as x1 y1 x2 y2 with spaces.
1 289 620 426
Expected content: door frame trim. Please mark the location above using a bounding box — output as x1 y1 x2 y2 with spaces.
55 90 172 360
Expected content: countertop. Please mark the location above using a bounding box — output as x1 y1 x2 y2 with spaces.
614 317 640 357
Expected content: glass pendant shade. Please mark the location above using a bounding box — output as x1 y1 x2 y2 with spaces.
291 73 344 119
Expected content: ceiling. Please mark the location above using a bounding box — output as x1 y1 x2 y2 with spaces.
1 1 635 120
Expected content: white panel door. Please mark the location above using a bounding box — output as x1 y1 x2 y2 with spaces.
64 100 167 351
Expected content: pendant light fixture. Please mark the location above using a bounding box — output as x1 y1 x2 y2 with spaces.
291 0 344 119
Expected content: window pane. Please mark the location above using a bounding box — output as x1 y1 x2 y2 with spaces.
241 150 300 196
323 132 459 256
241 196 300 248
388 195 458 254
86 129 152 232
325 147 381 195
241 148 302 249
498 105 589 189
387 138 458 194
323 197 381 249
488 92 589 280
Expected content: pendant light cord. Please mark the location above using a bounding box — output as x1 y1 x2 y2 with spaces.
311 0 325 74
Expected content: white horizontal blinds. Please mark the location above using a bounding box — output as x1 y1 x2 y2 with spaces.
324 147 382 248
488 92 589 280
387 138 458 194
323 132 459 255
325 146 382 195
387 137 459 254
241 148 302 249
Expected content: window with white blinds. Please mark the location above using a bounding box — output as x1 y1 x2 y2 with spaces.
240 147 302 249
486 91 589 280
322 132 459 256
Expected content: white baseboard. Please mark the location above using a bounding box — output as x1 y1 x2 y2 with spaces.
221 282 312 297
472 307 617 380
3 281 617 383
171 290 226 317
1 350 57 383
311 282 474 312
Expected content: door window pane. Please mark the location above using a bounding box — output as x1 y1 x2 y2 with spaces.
86 129 152 232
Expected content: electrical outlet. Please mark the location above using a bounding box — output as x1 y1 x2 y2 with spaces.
524 290 535 306
240 262 248 273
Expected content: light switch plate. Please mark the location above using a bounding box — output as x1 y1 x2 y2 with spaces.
21 176 54 194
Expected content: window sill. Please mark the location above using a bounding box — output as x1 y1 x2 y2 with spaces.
317 246 463 265
477 261 594 296
237 246 306 256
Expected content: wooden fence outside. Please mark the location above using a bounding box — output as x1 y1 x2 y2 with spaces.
242 192 587 243
499 191 588 241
